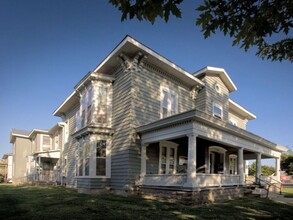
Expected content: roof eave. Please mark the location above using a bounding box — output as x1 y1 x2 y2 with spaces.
93 35 204 88
229 99 256 120
193 66 237 92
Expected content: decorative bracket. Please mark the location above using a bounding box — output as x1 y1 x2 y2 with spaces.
190 85 203 100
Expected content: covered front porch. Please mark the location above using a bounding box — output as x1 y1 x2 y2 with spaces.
27 151 61 183
137 110 285 189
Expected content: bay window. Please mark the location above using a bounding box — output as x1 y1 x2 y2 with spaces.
97 87 108 123
96 140 106 176
76 139 110 177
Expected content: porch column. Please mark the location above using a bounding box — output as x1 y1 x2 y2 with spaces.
237 147 244 185
38 156 41 181
256 153 262 184
275 157 281 182
184 134 197 188
205 147 210 174
141 144 148 178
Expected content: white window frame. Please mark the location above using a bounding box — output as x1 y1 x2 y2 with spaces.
40 134 52 151
64 120 69 143
229 118 238 126
209 146 227 174
76 138 111 178
213 102 223 119
158 141 178 174
160 86 178 119
229 154 238 175
215 83 221 94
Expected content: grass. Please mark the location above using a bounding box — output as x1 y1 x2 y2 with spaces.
282 187 293 198
0 184 293 219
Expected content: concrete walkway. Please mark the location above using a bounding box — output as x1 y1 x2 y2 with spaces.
268 192 293 204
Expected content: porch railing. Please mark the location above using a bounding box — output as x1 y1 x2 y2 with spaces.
142 173 240 187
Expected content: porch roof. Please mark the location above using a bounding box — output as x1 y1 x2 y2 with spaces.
33 150 60 159
136 109 287 153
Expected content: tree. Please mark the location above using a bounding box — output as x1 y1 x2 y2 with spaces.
248 162 275 176
281 150 293 175
109 0 293 62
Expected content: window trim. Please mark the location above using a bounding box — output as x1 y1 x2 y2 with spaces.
158 141 178 175
215 83 221 94
76 138 111 178
229 118 238 126
213 102 223 119
160 86 178 119
40 134 52 151
229 154 238 175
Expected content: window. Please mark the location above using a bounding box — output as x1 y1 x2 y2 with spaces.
42 135 51 151
84 144 90 176
76 139 109 177
87 87 93 125
54 133 59 150
229 119 238 126
160 87 178 118
97 87 108 123
159 141 178 174
75 109 81 131
78 148 83 176
64 120 69 143
229 154 237 175
63 156 67 177
81 91 87 128
213 103 223 119
76 86 94 131
209 146 227 174
96 140 106 176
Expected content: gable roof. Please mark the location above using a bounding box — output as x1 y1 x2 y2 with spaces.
193 66 237 93
10 123 64 143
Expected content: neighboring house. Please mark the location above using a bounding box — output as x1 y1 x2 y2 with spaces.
10 124 65 184
52 35 287 199
1 153 13 182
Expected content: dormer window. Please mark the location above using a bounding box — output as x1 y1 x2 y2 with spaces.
213 103 223 119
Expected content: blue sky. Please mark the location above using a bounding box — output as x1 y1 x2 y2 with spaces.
0 0 292 166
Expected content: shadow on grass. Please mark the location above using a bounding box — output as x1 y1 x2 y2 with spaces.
0 185 293 219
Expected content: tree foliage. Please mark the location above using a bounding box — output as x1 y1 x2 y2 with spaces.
248 162 275 176
109 0 293 62
281 150 293 175
109 0 183 24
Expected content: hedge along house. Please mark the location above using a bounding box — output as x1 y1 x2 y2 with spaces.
53 36 287 200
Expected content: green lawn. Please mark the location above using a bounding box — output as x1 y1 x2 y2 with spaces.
0 185 293 220
282 187 293 198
